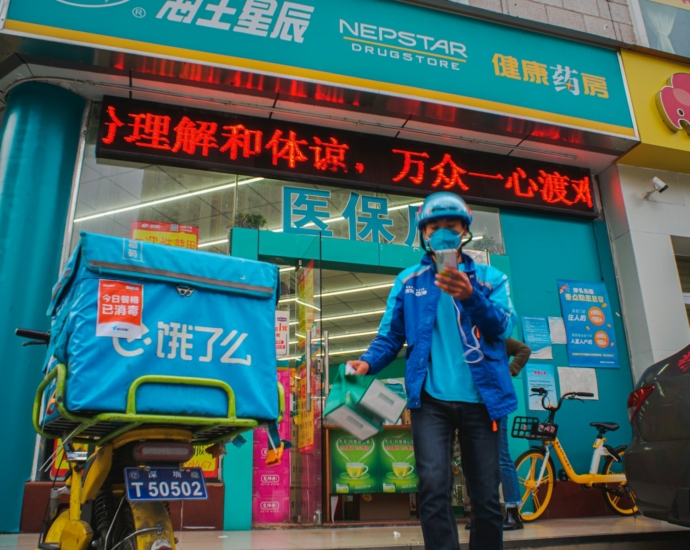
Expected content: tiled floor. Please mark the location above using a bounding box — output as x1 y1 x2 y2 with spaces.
1 516 687 549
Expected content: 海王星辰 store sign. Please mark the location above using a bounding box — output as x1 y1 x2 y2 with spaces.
4 0 634 137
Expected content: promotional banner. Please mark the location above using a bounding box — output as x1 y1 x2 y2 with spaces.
130 221 199 249
331 429 418 494
524 364 557 411
275 310 289 358
379 431 419 494
297 261 315 354
332 432 379 494
6 0 634 137
558 280 619 368
252 370 291 524
184 446 219 479
296 364 315 453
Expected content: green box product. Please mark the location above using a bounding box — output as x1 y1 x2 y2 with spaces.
331 431 379 494
378 431 419 494
325 365 407 441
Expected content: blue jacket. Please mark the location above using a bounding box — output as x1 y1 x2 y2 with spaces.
360 252 518 421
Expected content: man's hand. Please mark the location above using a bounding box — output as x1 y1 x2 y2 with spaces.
347 360 371 375
435 266 474 300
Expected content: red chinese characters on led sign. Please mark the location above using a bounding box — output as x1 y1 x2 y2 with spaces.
98 97 596 217
392 150 593 208
103 105 353 173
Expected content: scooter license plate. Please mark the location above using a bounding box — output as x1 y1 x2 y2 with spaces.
124 467 208 501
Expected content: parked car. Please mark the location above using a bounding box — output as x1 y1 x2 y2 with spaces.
625 343 690 527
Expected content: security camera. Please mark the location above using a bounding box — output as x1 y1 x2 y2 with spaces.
643 177 669 200
652 177 669 193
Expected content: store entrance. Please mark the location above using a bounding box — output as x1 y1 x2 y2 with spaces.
260 236 404 526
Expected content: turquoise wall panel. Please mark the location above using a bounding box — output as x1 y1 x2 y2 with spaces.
0 83 85 532
501 211 633 474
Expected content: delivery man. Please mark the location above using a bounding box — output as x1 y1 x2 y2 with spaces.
348 192 518 550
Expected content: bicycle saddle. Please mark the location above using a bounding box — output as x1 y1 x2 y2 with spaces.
590 422 619 433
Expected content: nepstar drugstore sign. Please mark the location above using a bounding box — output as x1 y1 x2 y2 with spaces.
3 0 635 137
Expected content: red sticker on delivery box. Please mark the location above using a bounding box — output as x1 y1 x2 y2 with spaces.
96 280 143 339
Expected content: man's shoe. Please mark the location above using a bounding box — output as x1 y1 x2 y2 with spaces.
464 522 471 530
503 507 524 530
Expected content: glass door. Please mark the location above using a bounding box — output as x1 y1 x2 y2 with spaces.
291 255 324 525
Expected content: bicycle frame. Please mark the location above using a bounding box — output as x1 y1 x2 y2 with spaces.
535 437 626 486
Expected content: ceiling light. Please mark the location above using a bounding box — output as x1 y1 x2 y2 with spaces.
296 299 320 311
328 348 370 357
290 329 380 344
198 238 228 249
74 177 264 223
288 308 386 325
320 282 394 298
321 309 387 322
280 281 395 304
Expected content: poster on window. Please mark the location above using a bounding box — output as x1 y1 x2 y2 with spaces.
130 221 199 250
557 280 619 368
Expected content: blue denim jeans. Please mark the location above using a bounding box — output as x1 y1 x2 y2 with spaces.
411 390 503 550
499 416 522 507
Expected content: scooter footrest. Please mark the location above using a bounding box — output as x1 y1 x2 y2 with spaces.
38 544 59 550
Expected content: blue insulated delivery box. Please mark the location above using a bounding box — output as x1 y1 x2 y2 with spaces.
44 232 280 425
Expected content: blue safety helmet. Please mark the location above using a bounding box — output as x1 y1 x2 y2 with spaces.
417 192 473 230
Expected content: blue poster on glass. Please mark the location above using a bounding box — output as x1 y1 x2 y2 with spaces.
524 364 557 411
557 280 619 368
521 316 553 360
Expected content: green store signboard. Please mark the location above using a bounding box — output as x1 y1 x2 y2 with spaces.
331 429 419 494
4 0 634 137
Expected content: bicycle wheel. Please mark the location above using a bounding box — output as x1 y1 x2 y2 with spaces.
601 446 638 516
514 448 555 522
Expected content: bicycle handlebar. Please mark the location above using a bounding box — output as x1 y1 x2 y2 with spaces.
15 329 50 344
530 387 593 420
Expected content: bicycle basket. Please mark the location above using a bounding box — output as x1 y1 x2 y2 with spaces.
512 417 559 441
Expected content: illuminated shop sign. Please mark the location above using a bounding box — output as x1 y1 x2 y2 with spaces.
657 73 690 135
96 97 596 217
6 0 634 136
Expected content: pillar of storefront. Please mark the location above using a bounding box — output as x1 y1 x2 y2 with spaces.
222 229 258 530
0 82 85 532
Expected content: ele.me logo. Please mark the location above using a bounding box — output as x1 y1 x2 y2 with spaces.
56 0 130 7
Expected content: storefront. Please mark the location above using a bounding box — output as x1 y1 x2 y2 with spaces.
600 50 690 381
0 0 641 534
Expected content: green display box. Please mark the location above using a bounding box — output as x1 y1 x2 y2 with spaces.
325 364 407 441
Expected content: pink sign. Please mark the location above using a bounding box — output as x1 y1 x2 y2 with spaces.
252 370 291 524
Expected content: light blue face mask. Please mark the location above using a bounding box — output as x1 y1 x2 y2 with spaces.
427 227 461 251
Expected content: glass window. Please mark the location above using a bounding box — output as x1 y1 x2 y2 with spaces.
635 0 690 57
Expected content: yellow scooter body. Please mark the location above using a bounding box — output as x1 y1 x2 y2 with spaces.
38 429 189 550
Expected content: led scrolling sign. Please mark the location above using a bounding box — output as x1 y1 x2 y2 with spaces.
96 97 596 217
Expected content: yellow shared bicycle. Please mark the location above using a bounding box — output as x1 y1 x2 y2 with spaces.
512 387 638 522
